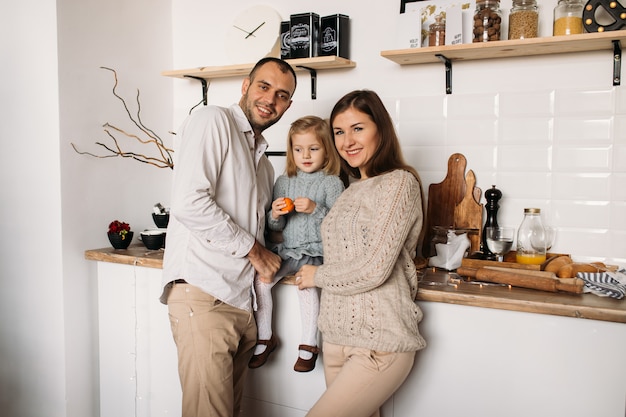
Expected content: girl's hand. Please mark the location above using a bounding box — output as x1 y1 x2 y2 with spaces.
296 264 318 290
293 197 316 214
271 197 292 219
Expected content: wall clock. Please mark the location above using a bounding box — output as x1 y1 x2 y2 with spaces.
225 5 283 64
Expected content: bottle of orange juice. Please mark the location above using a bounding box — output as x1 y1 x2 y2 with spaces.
516 208 546 265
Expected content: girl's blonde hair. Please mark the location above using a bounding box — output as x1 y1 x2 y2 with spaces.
285 116 341 177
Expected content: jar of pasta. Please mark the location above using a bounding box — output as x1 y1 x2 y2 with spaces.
509 0 538 39
553 0 584 36
473 0 502 42
429 13 446 47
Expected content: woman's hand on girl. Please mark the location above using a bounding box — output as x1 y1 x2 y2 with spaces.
296 264 318 289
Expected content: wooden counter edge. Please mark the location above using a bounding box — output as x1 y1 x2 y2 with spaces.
85 246 164 269
417 287 626 324
84 247 626 324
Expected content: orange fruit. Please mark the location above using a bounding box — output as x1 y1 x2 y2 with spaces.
283 197 295 213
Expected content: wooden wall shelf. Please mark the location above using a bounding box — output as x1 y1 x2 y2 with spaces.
381 31 626 93
162 56 356 101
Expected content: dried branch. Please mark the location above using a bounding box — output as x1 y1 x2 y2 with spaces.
71 67 174 169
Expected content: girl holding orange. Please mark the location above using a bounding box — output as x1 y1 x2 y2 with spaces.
250 116 344 372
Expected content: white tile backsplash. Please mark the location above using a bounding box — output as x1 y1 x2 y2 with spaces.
610 230 626 263
552 173 611 200
499 145 551 171
553 200 611 229
616 87 626 114
553 146 612 172
397 121 445 146
499 117 552 144
613 173 626 200
496 172 552 200
446 93 498 118
610 202 626 230
614 145 626 173
554 89 614 116
446 119 497 145
499 90 554 116
553 117 613 143
170 2 625 266
398 95 446 120
615 116 626 144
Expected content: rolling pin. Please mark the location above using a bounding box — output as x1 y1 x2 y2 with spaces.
456 266 584 294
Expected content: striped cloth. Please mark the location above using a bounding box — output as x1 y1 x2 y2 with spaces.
577 269 626 300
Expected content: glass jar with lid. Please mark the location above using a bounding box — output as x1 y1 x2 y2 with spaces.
516 208 547 265
473 0 502 42
553 0 584 35
429 13 446 47
509 0 538 39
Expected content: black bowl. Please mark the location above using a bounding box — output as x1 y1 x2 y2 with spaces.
152 213 170 228
108 231 134 250
141 231 165 250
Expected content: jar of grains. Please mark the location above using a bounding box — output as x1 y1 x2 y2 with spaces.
553 0 584 35
473 0 502 42
509 0 538 39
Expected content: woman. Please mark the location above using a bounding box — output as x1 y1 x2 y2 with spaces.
296 90 426 417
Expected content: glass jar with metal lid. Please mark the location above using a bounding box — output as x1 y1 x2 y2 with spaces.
473 0 502 42
516 208 547 265
553 0 584 35
509 0 539 39
428 13 446 47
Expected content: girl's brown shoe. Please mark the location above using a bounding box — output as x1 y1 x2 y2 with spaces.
248 335 278 369
293 344 319 372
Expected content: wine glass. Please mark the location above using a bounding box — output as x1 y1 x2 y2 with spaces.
544 226 556 252
485 227 515 262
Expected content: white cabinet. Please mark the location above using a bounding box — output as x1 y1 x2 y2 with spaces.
95 261 626 417
96 262 180 417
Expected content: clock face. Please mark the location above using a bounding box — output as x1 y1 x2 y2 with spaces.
225 5 283 64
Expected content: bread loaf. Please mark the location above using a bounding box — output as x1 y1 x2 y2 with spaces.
544 255 573 273
556 262 605 278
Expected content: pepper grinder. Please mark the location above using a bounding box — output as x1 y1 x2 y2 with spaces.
482 185 502 260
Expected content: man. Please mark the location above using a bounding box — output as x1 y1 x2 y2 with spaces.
160 57 297 417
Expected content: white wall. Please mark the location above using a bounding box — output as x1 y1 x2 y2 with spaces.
0 0 624 416
0 2 66 416
171 0 626 267
0 0 172 416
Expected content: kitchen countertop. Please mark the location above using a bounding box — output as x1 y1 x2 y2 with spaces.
85 245 626 324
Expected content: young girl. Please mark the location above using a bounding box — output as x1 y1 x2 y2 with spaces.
249 115 344 372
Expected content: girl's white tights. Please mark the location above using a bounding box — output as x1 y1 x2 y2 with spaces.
254 278 319 359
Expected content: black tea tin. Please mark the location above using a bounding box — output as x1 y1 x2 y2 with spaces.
280 21 291 60
290 12 320 58
320 14 350 59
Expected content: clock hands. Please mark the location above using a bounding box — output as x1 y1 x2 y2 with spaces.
245 21 265 39
233 25 253 36
232 21 267 39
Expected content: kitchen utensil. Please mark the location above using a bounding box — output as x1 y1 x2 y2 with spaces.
457 266 584 293
422 153 483 257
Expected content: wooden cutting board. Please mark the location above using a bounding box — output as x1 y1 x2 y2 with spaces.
454 170 483 253
422 153 483 257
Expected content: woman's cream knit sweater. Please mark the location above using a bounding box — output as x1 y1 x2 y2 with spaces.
314 169 427 352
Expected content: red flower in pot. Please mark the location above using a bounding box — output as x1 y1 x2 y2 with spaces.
107 220 133 249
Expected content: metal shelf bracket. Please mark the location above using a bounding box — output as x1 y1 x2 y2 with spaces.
296 65 318 100
435 53 452 94
613 40 621 86
184 75 209 106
